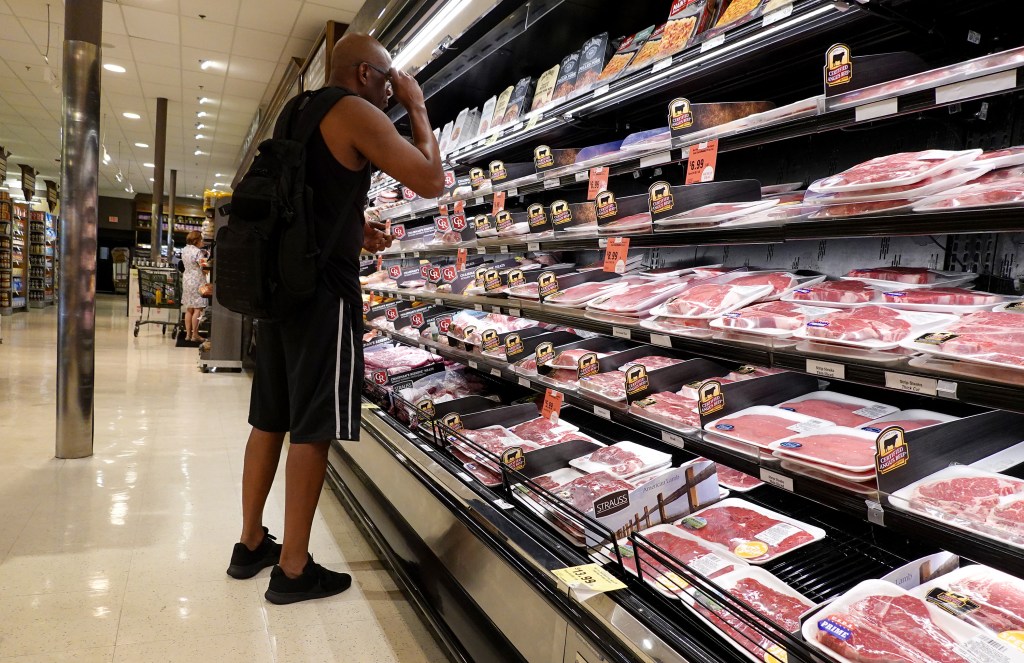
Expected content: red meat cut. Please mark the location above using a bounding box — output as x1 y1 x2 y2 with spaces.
618 355 686 371
585 446 646 477
699 459 764 490
728 272 797 297
804 306 912 343
777 397 878 426
947 572 1024 633
910 476 1024 523
847 266 933 284
718 301 812 331
681 504 814 561
619 529 740 584
776 433 876 468
630 392 699 429
601 213 653 232
548 281 619 305
883 288 1002 307
559 471 635 512
590 280 686 312
463 462 502 485
579 371 628 400
813 151 962 189
987 499 1024 540
694 576 812 659
814 199 914 218
364 346 439 369
549 348 609 368
665 284 747 317
510 417 571 447
789 280 876 304
922 186 1024 210
532 474 566 492
709 413 808 446
817 594 968 663
931 310 1024 366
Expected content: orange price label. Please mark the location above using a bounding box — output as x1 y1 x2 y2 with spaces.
456 248 468 271
588 167 609 200
603 237 630 273
685 139 719 184
454 199 465 215
541 389 564 422
492 190 507 215
437 204 449 216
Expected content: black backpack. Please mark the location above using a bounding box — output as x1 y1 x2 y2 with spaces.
215 87 359 320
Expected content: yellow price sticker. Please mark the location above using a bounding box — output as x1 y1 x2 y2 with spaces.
734 540 769 559
659 572 690 593
552 563 626 594
999 631 1024 653
765 644 788 663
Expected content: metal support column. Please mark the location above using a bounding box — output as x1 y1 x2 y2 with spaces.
150 97 167 263
56 0 102 459
167 168 176 261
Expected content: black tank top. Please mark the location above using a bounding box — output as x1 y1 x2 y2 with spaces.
302 88 372 305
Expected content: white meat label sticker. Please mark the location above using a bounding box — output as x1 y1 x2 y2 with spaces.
786 418 833 434
956 635 1019 663
754 522 802 547
689 553 731 577
852 403 899 419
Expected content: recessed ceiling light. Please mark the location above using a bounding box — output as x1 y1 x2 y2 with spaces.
195 134 205 139
104 63 126 73
194 150 204 156
196 111 208 118
195 123 206 130
198 97 211 104
149 177 155 182
200 60 217 70
134 142 149 148
143 162 155 168
122 112 141 119
214 173 225 177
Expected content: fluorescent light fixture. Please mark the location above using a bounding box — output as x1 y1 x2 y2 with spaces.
391 0 471 71
122 112 141 119
135 142 149 148
115 170 123 182
197 111 208 118
200 60 216 70
149 177 155 182
103 63 126 73
194 149 204 156
195 134 205 139
102 146 111 163
143 162 155 168
198 97 211 104
195 123 206 130
214 173 225 177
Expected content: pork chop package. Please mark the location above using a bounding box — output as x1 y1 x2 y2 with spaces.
770 426 880 475
805 166 988 207
703 405 833 450
629 390 701 431
545 279 630 307
783 280 884 307
900 309 1024 370
794 305 960 349
912 564 1024 643
711 301 842 337
843 266 977 289
888 465 1024 548
586 279 693 314
803 578 1019 663
859 409 958 433
807 149 983 194
696 458 764 492
570 441 672 480
881 287 1016 314
684 566 815 663
913 175 1024 212
677 498 826 564
775 390 899 427
653 199 780 229
651 283 773 319
509 416 591 448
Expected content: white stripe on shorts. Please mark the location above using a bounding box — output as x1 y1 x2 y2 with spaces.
335 301 344 440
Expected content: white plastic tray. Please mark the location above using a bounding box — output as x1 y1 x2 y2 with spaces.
807 149 982 193
775 390 899 426
879 289 1015 313
770 426 880 473
653 200 779 228
569 441 672 480
793 307 960 350
650 284 773 320
704 406 834 450
840 269 977 290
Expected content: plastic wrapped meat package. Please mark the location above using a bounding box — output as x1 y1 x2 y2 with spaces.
703 406 833 450
806 150 982 194
629 391 699 432
677 498 826 564
509 416 595 448
913 564 1024 643
546 348 610 369
617 355 686 372
578 370 630 402
598 212 654 235
453 426 539 471
844 266 977 289
711 301 842 337
769 426 881 476
641 314 719 338
696 458 764 492
808 198 918 219
651 283 773 319
901 309 1024 370
889 465 1024 548
587 279 693 314
858 409 958 433
913 177 1024 211
396 368 488 405
783 280 882 307
654 200 779 229
775 391 899 427
363 346 441 376
546 279 629 307
882 287 1017 313
569 441 672 480
795 305 959 349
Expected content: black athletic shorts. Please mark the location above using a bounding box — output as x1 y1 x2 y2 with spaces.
248 289 363 442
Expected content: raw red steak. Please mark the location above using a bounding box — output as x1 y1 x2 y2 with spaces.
884 288 1002 307
585 446 646 477
814 151 961 189
665 284 747 317
364 346 439 369
805 306 912 343
547 281 619 305
790 280 876 304
550 348 609 368
532 474 565 492
921 186 1024 210
698 459 764 490
910 476 1024 522
709 413 806 446
463 462 502 485
777 433 876 468
987 499 1024 539
728 272 797 297
461 427 533 454
718 301 811 331
579 371 628 400
631 392 699 428
814 199 913 217
694 576 812 659
777 398 877 427
681 504 814 561
559 471 635 512
946 572 1024 633
510 417 562 441
618 355 685 371
590 280 686 312
847 266 933 284
817 594 968 663
619 529 739 582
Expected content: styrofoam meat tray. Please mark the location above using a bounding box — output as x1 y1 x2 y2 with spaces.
770 426 880 473
775 390 900 426
703 406 834 451
793 308 961 350
807 149 982 193
569 441 672 479
653 200 780 227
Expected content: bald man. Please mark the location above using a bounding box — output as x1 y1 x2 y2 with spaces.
228 33 444 604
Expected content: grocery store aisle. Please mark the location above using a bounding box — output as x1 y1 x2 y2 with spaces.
0 296 447 662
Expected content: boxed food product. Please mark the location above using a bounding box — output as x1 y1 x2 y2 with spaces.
502 77 535 125
573 33 612 94
491 85 515 129
626 23 667 71
531 63 561 112
660 0 716 60
714 0 768 29
477 95 498 137
598 26 654 83
552 50 582 101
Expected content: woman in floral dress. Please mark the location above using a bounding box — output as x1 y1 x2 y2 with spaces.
181 231 209 342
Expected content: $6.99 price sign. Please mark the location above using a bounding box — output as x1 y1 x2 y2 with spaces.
685 139 719 184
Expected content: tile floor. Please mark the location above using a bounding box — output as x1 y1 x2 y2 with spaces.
0 296 448 662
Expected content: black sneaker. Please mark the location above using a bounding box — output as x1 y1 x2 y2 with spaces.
226 527 281 579
264 555 352 605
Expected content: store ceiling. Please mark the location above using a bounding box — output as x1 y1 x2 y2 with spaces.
0 0 365 202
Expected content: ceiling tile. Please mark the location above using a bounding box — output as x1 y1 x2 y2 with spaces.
221 76 269 100
123 6 181 44
129 37 181 66
101 32 133 55
295 3 355 39
226 55 278 83
180 17 233 52
179 0 239 25
135 62 183 87
103 3 128 36
231 27 287 61
236 0 301 36
119 0 180 14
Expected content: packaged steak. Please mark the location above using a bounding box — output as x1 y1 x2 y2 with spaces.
502 77 535 125
573 33 612 95
859 409 958 433
805 167 988 206
652 283 773 319
570 441 672 479
653 200 780 229
899 309 1024 370
678 498 826 564
783 280 882 307
629 390 700 431
552 50 582 102
913 182 1024 211
531 64 561 112
770 426 880 473
660 0 715 60
578 371 630 402
843 266 977 289
618 355 686 372
796 305 959 349
882 287 1012 313
640 315 716 338
587 279 692 313
712 301 840 337
912 564 1024 639
704 405 833 450
626 23 667 72
775 391 898 427
696 458 764 492
808 198 917 219
807 149 982 193
974 145 1024 169
598 27 654 83
546 279 629 307
546 348 611 370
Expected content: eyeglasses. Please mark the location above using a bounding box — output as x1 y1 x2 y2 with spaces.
358 61 392 82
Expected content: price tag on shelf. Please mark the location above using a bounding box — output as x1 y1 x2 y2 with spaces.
762 2 793 26
419 444 434 453
685 139 719 184
468 360 479 369
593 84 611 98
639 151 671 168
490 368 502 377
574 171 590 183
662 431 686 447
500 245 510 254
544 177 561 189
855 98 898 123
541 388 564 423
509 308 521 317
456 247 468 271
652 57 673 73
513 122 525 132
806 359 845 380
588 167 609 200
491 306 502 314
413 251 421 258
603 237 630 273
518 377 531 388
525 113 541 132
473 197 484 206
700 34 725 53
493 498 515 510
476 246 487 254
884 372 939 396
527 242 540 252
473 303 483 311
453 200 465 215
598 238 608 249
507 187 518 197
492 190 506 214
456 471 475 483
650 333 673 348
434 298 444 305
612 327 631 339
593 405 612 420
552 563 626 593
759 469 794 492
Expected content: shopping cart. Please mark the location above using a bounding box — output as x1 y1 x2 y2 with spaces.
134 266 182 338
